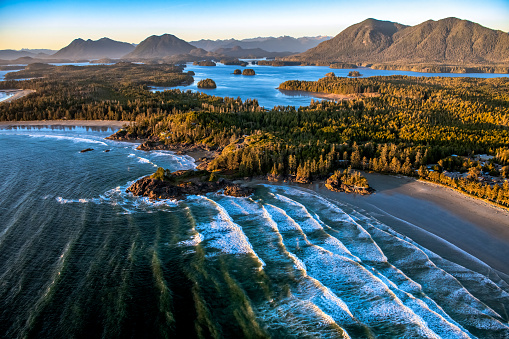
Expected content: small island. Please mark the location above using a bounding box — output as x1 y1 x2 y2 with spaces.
233 69 242 75
197 78 217 89
126 168 254 200
348 71 362 77
324 168 374 194
193 61 216 66
242 69 256 76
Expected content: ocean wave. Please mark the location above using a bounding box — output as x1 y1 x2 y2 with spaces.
186 195 265 267
55 177 179 213
24 134 108 146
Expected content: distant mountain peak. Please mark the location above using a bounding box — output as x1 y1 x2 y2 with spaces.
124 34 196 59
52 37 135 60
285 17 509 65
190 35 331 53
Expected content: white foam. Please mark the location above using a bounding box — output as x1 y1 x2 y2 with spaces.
186 196 265 267
25 134 107 146
137 157 151 164
177 233 203 247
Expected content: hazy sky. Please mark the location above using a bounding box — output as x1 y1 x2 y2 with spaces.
1 0 508 50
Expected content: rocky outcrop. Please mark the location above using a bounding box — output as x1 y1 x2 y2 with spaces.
80 148 94 153
223 185 254 197
126 171 253 200
242 69 255 75
194 61 216 66
325 176 374 195
197 78 217 88
105 129 144 141
267 173 285 182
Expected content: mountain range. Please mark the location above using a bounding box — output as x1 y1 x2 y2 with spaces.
285 17 509 65
1 17 508 70
0 49 57 60
190 36 331 53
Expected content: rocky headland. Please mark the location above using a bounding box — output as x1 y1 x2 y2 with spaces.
126 169 254 200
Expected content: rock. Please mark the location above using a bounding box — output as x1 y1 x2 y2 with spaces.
223 185 254 197
267 173 284 182
242 69 255 76
197 78 217 89
295 176 310 184
105 129 144 141
80 148 94 153
194 61 216 66
126 170 254 200
104 149 110 152
233 69 241 75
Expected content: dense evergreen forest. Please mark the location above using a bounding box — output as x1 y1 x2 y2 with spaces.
2 64 509 207
0 63 261 121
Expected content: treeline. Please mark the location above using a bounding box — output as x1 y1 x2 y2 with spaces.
371 63 509 74
422 169 509 207
0 63 262 121
118 75 509 206
4 67 509 206
279 77 380 94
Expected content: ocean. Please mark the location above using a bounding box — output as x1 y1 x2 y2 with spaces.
0 125 508 338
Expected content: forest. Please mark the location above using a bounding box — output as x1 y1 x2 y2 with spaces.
2 64 509 207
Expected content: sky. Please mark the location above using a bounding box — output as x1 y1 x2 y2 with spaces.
1 0 508 50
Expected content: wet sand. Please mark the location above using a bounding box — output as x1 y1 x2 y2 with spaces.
0 120 128 128
309 173 509 278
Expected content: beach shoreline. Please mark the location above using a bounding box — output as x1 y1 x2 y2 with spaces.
247 173 509 280
0 89 36 103
278 89 380 101
0 119 128 128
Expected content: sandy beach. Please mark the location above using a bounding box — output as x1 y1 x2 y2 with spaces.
279 89 380 101
0 120 128 128
0 89 36 104
302 173 509 278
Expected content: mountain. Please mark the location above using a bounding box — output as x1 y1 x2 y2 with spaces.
125 34 196 59
382 17 509 63
0 49 56 60
190 36 331 53
213 46 292 59
286 18 509 65
52 38 135 60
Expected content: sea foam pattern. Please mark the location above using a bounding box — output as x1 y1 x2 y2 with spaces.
52 174 509 337
258 185 509 338
176 185 508 339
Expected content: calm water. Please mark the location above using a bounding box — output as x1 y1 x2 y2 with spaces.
152 63 509 108
0 92 12 102
0 126 508 338
1 62 507 107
